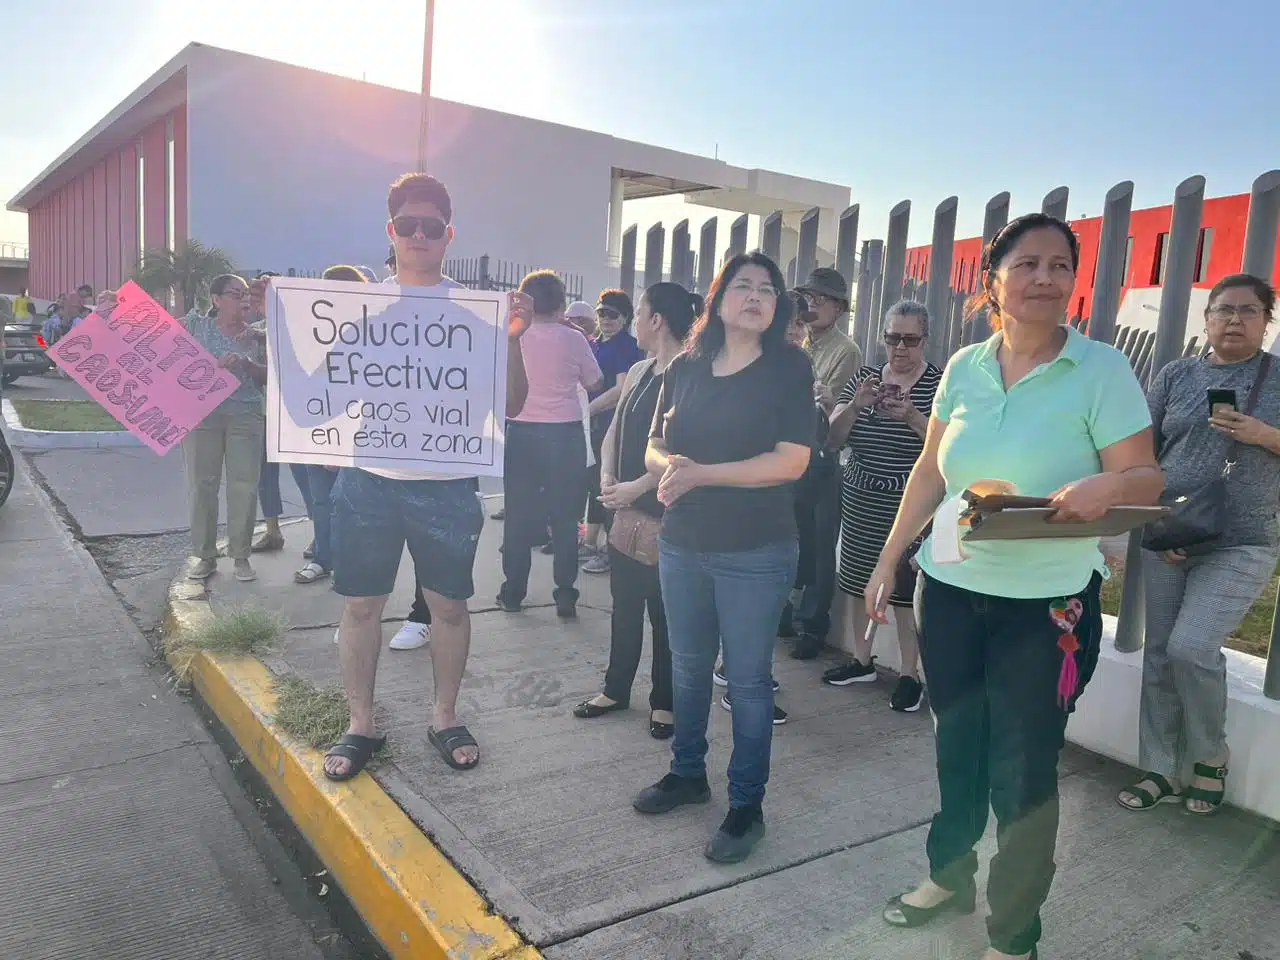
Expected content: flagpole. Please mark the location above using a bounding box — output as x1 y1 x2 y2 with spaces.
416 0 436 171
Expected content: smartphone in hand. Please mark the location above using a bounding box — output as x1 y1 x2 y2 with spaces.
1207 388 1237 416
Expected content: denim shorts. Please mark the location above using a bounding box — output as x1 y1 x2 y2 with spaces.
330 469 483 600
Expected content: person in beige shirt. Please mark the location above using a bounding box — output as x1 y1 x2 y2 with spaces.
800 267 862 407
786 267 862 660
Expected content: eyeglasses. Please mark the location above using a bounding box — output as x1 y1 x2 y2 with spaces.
391 215 448 240
1208 303 1265 322
215 288 247 301
729 280 778 298
596 306 622 321
884 333 923 347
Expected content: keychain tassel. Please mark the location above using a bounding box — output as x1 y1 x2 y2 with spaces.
1056 632 1080 708
1049 598 1085 710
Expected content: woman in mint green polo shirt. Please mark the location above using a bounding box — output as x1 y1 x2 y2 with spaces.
864 214 1163 960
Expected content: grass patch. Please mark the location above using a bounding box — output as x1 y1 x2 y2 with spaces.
1102 558 1278 658
273 675 352 751
272 674 390 760
166 606 284 680
9 397 124 432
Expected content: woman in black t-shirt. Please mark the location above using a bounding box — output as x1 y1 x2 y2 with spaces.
633 252 815 865
572 283 698 738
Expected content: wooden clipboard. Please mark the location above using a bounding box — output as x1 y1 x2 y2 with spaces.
963 504 1168 542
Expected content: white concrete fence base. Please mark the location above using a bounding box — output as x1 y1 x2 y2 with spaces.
834 595 1280 822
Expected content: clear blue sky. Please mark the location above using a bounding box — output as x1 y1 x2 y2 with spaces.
2 0 1277 248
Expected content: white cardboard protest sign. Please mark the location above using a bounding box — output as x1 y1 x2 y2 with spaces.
265 277 508 477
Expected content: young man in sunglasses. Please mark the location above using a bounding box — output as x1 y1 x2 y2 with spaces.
788 267 862 660
322 173 531 780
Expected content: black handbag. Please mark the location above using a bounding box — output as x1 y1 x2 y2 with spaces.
1142 353 1271 552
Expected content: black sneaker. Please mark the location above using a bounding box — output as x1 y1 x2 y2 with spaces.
556 597 578 619
713 667 778 692
495 591 521 613
720 694 787 725
790 633 824 660
822 657 878 686
633 773 711 815
705 805 765 863
890 675 924 713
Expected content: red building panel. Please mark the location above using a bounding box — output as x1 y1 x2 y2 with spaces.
92 160 109 294
173 105 188 248
908 193 1280 323
67 179 80 293
141 121 167 259
105 152 121 289
120 142 138 276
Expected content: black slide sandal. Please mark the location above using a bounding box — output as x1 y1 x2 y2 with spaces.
429 725 481 770
323 733 386 782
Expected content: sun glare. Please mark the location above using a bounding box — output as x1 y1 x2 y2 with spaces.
158 0 555 117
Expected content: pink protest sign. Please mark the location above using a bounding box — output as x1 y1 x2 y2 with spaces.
49 281 241 455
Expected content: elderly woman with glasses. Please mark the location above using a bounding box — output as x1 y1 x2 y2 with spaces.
823 300 942 712
1119 273 1280 817
101 275 269 583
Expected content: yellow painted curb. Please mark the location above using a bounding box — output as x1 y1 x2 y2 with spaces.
164 588 541 960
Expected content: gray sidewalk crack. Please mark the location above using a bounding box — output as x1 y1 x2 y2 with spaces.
0 740 205 789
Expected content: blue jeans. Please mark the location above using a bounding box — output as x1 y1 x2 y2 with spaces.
659 537 798 809
258 447 311 521
305 466 338 570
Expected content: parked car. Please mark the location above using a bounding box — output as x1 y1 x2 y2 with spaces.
1 320 52 386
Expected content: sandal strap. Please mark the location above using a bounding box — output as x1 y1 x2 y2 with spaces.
1183 785 1225 804
432 725 477 749
1122 773 1177 807
1145 772 1177 795
1192 762 1227 780
1123 783 1160 806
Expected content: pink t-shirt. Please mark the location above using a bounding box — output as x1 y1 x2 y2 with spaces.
512 321 602 423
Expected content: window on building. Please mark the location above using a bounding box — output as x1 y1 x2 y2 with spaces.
137 149 145 258
166 119 176 253
1152 232 1170 285
1195 227 1215 283
1122 236 1134 284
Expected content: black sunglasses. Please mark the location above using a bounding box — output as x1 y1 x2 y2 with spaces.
884 333 923 347
596 306 622 321
391 215 448 240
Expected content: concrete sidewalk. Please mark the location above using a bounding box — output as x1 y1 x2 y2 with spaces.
0 462 338 960
203 514 1280 960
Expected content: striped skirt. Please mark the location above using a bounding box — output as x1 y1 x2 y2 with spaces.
838 481 913 607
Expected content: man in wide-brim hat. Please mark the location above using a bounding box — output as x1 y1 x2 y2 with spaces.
788 266 863 661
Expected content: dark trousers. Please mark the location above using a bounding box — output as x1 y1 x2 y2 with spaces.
501 420 587 604
794 462 840 640
918 571 1102 956
603 546 672 710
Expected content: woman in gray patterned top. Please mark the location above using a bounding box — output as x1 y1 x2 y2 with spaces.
1120 274 1280 816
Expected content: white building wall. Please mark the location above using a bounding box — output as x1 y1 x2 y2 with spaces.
182 45 850 299
184 46 617 294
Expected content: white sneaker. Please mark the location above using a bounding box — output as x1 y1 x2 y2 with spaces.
389 621 430 650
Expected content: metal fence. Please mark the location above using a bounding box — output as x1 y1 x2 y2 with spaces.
0 242 28 260
256 255 585 302
620 170 1280 699
444 254 584 302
